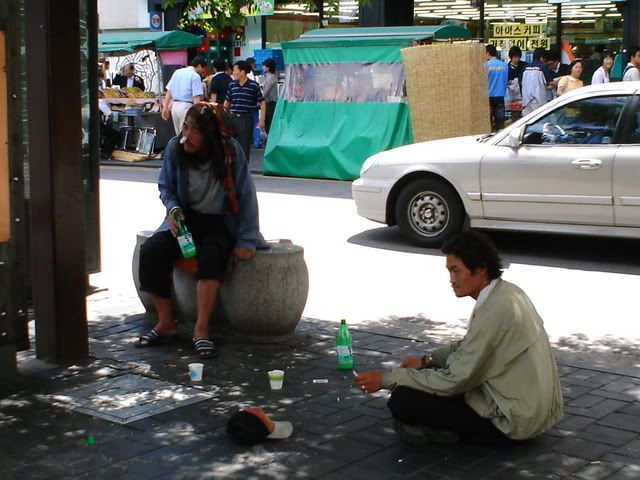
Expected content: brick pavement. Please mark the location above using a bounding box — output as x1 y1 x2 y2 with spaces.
3 299 640 480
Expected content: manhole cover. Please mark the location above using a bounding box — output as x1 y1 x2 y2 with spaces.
40 374 213 424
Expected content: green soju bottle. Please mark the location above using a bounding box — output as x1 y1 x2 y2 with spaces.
172 209 197 258
336 319 353 370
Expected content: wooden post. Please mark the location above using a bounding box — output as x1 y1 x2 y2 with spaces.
25 0 88 363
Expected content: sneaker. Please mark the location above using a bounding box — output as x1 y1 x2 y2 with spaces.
393 420 460 445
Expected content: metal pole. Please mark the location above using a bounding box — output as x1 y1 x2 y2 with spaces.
556 4 562 52
479 0 485 40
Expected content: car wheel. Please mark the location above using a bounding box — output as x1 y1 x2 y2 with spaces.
395 178 464 248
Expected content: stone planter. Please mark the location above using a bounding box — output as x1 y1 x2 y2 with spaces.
132 232 309 341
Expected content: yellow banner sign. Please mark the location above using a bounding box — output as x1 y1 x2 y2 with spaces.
489 37 551 51
492 23 544 38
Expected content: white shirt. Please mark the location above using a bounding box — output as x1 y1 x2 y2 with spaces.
623 63 640 82
471 278 499 322
591 67 610 85
166 66 204 102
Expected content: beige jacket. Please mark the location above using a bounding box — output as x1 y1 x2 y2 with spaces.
382 279 563 440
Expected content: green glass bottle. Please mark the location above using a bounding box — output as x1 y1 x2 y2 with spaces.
336 319 353 370
172 209 197 258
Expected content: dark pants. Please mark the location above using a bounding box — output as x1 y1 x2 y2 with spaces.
229 112 253 162
265 101 277 135
139 212 234 299
387 386 512 445
489 96 505 131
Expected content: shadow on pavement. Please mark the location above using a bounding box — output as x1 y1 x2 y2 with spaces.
348 226 640 276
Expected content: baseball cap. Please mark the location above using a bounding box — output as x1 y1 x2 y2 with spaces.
226 407 293 446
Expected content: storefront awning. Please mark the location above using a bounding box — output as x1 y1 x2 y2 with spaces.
98 31 202 54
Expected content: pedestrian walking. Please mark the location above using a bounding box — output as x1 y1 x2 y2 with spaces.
485 44 508 131
161 56 207 136
261 58 278 135
224 60 265 162
355 231 563 446
206 58 232 105
591 51 614 84
622 46 640 81
521 48 553 116
557 60 584 96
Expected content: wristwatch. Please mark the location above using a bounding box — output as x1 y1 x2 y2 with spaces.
421 355 433 369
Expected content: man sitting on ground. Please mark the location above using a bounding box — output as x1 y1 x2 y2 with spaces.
356 231 563 445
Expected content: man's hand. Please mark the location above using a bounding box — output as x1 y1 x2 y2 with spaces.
257 118 265 130
161 109 170 121
400 356 423 369
167 208 183 237
233 247 256 261
355 371 384 394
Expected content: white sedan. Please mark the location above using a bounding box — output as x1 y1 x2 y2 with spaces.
352 81 640 247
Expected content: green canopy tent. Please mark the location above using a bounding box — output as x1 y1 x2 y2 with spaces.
263 26 471 181
98 31 203 55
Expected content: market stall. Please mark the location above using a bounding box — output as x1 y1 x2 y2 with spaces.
263 25 471 181
98 30 202 159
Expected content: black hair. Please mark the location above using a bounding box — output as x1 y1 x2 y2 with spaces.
628 46 640 62
569 59 583 74
245 57 256 69
508 46 522 59
178 103 226 179
485 44 498 58
190 56 207 68
213 57 227 72
532 47 546 61
262 58 276 73
234 60 249 74
441 232 503 280
546 50 560 62
602 51 614 60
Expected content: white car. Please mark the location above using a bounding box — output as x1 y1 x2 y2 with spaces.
352 81 640 247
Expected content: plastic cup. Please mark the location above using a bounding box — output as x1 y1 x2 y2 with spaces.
268 369 285 390
189 363 204 382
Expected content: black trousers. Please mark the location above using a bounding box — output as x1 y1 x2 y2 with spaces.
265 101 277 134
229 113 253 162
387 386 512 445
139 212 234 299
489 96 505 131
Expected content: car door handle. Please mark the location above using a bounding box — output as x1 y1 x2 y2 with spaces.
571 158 602 170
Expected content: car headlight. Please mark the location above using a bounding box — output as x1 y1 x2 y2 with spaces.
360 155 379 176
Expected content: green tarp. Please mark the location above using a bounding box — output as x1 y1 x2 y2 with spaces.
264 26 470 181
98 31 202 54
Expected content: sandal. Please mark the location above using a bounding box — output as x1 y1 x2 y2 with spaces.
193 338 216 359
134 329 177 348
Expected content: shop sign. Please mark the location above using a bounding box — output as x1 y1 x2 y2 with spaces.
241 0 275 17
492 23 544 38
149 12 163 31
489 37 551 50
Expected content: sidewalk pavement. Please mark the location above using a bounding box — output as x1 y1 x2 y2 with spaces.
101 146 265 175
3 285 640 480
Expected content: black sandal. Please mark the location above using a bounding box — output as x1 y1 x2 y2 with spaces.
193 338 216 359
134 329 177 348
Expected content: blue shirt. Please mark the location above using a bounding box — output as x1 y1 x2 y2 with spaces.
486 58 508 98
226 79 264 113
166 66 204 102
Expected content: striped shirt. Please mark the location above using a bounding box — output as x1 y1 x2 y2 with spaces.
226 79 264 113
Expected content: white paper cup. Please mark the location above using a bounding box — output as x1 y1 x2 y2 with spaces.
268 369 285 390
189 363 204 382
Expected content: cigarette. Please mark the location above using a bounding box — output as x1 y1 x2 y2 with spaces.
352 370 358 377
180 136 187 144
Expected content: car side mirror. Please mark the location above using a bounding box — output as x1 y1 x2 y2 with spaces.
508 125 524 147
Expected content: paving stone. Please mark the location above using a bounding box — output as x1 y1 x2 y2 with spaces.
563 384 594 400
590 389 637 403
525 452 590 476
573 461 624 480
577 424 638 447
565 399 628 419
554 414 597 432
597 413 640 434
605 465 640 479
568 394 607 409
552 437 616 461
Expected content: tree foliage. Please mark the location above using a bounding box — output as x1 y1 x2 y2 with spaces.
161 1 370 33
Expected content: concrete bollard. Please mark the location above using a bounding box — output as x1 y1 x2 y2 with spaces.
132 232 309 341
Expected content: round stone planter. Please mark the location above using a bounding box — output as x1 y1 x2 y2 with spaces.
132 232 309 341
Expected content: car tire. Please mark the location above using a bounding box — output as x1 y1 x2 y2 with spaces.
395 178 464 248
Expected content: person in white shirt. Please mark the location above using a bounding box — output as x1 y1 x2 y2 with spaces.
161 56 207 136
591 52 614 84
622 46 640 82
